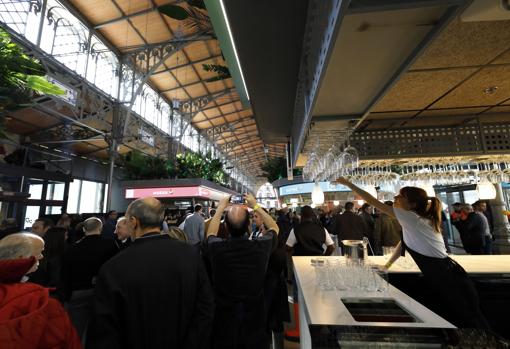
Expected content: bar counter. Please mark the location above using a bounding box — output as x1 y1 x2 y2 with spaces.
293 256 456 348
293 255 510 348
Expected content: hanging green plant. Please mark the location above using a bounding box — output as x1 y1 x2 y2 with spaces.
158 1 213 35
261 157 287 183
202 64 231 82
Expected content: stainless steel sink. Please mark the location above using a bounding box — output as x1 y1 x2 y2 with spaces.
341 298 422 323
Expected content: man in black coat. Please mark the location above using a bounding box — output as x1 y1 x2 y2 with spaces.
330 201 369 241
87 197 214 349
204 194 279 349
456 204 485 255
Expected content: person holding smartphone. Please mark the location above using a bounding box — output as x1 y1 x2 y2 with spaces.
204 194 279 349
336 177 489 330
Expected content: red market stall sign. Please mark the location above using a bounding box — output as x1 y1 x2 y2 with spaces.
125 186 223 200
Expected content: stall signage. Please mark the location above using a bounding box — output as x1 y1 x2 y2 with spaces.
279 182 350 196
125 185 227 199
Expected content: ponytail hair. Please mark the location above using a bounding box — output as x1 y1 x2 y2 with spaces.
399 187 442 233
427 196 442 233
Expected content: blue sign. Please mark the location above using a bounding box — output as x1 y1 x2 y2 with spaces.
279 182 350 196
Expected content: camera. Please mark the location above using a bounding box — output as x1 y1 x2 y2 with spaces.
230 195 244 204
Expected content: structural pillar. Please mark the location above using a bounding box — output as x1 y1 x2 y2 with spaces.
490 183 510 254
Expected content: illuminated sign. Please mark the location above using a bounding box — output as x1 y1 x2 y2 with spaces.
125 185 227 200
279 182 350 196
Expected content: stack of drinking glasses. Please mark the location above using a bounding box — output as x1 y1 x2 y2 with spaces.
303 144 360 183
313 258 388 294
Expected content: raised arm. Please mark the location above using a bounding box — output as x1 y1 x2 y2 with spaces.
244 193 279 234
206 195 230 238
336 177 395 218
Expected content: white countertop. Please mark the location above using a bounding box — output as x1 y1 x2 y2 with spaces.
293 256 456 329
368 254 510 274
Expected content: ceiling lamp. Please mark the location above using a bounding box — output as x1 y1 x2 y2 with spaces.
357 200 364 206
292 202 298 208
281 203 288 208
311 182 325 205
333 200 340 206
310 203 317 209
477 182 496 200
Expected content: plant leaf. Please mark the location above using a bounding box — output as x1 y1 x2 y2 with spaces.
187 0 206 9
159 4 189 20
26 75 65 95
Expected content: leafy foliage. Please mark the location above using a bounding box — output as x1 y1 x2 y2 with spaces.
122 150 227 186
158 1 213 35
261 157 287 183
0 28 64 142
202 64 231 82
123 150 170 180
0 28 64 113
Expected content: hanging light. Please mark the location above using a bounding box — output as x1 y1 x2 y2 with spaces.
357 200 365 206
477 182 496 200
310 203 317 209
311 181 324 205
333 200 340 206
281 203 287 208
292 202 298 208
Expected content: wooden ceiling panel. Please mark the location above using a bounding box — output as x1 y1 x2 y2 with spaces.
418 107 487 118
114 0 152 15
164 89 188 100
11 109 59 128
210 117 226 126
219 103 236 114
372 69 477 112
431 66 510 109
184 42 213 62
204 80 230 93
492 51 510 65
202 108 221 118
225 113 242 123
161 15 197 37
69 0 120 24
402 118 464 128
99 21 144 49
185 83 208 98
172 66 200 85
194 121 210 129
5 118 37 135
367 110 419 120
150 73 179 91
129 12 172 44
481 105 510 115
412 19 510 70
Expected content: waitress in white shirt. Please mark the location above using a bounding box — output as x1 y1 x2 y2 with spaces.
336 177 489 330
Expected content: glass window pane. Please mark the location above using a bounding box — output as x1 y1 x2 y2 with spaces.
29 184 43 200
463 190 479 205
103 184 109 213
79 180 102 213
46 206 62 215
46 182 65 201
24 206 40 230
67 180 81 214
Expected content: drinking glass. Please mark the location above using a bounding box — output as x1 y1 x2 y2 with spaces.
375 268 389 294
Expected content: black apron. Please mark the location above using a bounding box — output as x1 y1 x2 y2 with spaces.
402 241 489 329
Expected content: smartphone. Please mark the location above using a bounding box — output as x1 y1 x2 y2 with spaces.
230 195 244 204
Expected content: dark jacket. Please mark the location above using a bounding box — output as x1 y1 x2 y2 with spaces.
374 214 402 247
293 221 326 256
60 235 118 301
87 234 214 349
456 213 485 254
331 211 368 241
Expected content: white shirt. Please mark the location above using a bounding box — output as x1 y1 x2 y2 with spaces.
286 228 335 247
393 207 447 258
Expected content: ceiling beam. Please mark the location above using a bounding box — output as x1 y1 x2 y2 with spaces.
153 54 222 76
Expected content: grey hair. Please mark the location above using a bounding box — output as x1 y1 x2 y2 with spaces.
0 243 32 259
0 233 42 259
127 198 164 229
83 217 103 233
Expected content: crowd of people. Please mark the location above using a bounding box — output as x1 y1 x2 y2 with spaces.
0 188 494 348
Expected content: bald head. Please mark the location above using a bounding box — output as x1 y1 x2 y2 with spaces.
0 233 45 273
126 197 164 230
225 205 249 237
